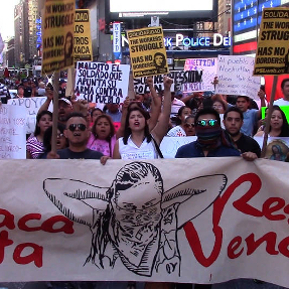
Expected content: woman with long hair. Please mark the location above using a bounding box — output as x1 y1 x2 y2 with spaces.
167 106 192 137
113 77 172 160
255 106 289 137
87 114 116 157
26 110 52 159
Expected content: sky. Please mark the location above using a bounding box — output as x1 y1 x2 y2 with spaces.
0 0 20 40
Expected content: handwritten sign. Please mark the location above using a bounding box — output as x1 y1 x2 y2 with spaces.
75 61 130 103
42 0 75 75
216 55 261 100
127 26 169 78
0 105 26 159
254 8 289 75
7 97 53 134
74 9 93 62
0 158 289 288
133 71 203 94
160 136 196 158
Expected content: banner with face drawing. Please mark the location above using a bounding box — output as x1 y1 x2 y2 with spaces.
0 158 289 287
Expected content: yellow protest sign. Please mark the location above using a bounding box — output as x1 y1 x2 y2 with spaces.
127 27 169 78
42 0 75 75
74 9 93 62
254 7 289 76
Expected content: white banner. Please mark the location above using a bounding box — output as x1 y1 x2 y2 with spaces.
183 58 217 92
7 97 53 134
0 105 26 159
1 158 289 287
216 56 261 100
133 71 203 94
75 61 130 103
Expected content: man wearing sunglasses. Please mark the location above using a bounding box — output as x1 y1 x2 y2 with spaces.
175 108 240 158
48 112 104 159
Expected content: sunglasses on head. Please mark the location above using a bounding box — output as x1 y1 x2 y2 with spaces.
184 123 195 128
68 124 87 132
197 119 219 127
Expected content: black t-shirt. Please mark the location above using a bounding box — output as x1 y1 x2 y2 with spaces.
57 148 103 159
235 133 261 157
24 87 32 98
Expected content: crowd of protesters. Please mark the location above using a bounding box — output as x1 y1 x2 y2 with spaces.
1 73 289 289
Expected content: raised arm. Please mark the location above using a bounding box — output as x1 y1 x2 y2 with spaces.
151 76 173 145
146 77 161 132
37 87 53 115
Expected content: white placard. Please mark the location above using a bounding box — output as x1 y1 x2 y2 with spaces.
216 55 261 100
7 97 53 134
75 61 130 103
0 104 26 159
183 58 217 92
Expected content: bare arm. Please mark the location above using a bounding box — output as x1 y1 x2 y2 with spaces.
257 89 266 119
113 139 121 159
147 77 161 131
151 76 173 145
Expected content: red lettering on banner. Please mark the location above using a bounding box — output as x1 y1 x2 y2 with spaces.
278 237 289 257
0 209 16 230
0 231 13 263
262 198 286 221
41 216 74 234
13 243 43 267
227 236 243 259
18 214 42 231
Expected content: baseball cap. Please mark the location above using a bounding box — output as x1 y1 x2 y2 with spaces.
59 98 72 106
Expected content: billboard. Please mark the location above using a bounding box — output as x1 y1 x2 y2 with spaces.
106 0 218 22
232 0 289 55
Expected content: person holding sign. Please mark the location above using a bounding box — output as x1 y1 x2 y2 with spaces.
113 76 172 159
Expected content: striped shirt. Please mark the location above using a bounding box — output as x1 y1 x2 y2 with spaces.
26 136 45 159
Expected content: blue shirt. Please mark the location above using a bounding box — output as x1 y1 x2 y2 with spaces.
241 109 258 137
175 141 241 158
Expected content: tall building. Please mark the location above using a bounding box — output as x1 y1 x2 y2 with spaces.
218 0 231 36
28 0 40 61
6 37 15 67
14 0 29 66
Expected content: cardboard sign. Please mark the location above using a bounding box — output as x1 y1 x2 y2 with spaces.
42 0 75 75
183 58 217 92
127 26 169 78
0 105 26 159
75 61 130 103
7 97 53 134
216 55 261 100
74 9 93 62
1 158 289 288
254 7 289 75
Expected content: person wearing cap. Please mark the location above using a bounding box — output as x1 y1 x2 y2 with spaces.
22 78 32 98
59 79 67 98
58 98 74 125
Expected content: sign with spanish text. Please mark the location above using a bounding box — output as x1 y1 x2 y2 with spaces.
184 58 217 92
216 55 261 100
75 61 130 103
0 158 289 288
254 7 289 75
127 26 169 78
133 70 203 94
74 9 93 62
42 0 75 75
0 105 26 159
7 97 53 134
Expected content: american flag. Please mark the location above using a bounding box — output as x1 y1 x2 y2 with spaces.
232 0 289 54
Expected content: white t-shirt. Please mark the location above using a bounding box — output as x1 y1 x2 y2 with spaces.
170 98 185 118
273 98 289 106
118 136 157 160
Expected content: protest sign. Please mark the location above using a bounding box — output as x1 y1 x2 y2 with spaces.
7 97 53 134
42 0 75 75
160 136 196 158
216 55 261 100
183 58 217 92
127 26 169 78
254 7 289 75
0 105 26 159
1 158 289 287
74 9 93 62
133 70 203 94
75 61 130 104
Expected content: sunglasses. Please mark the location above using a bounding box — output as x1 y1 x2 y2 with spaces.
197 119 219 127
68 124 87 132
57 133 64 138
184 123 195 128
